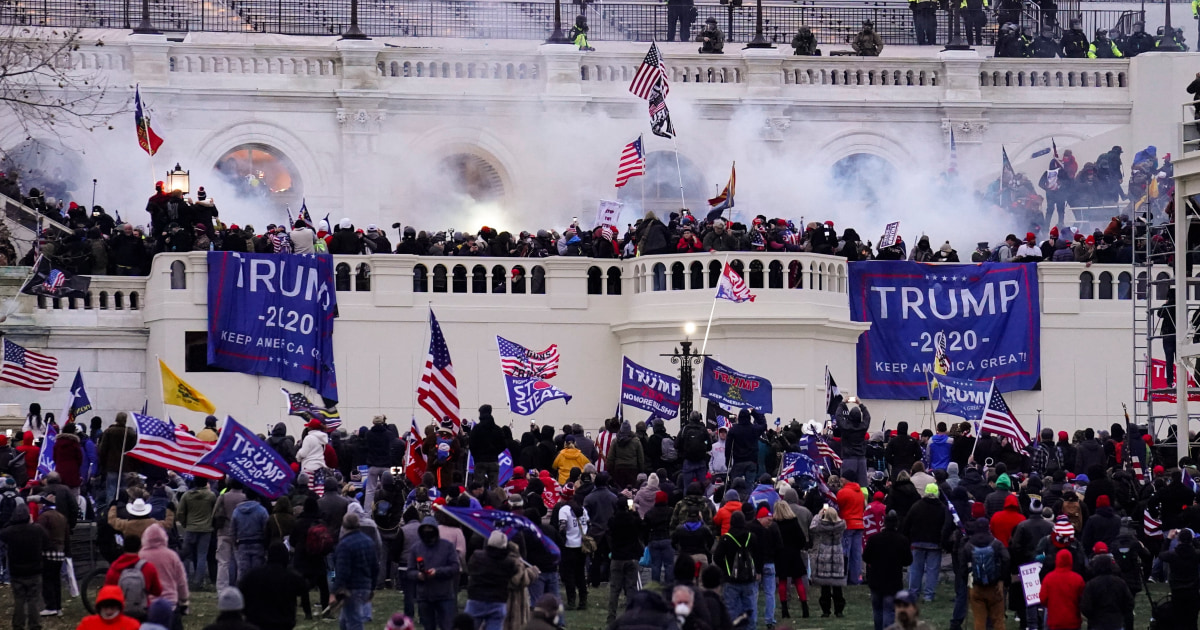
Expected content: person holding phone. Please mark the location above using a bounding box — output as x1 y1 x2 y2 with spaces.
605 498 645 624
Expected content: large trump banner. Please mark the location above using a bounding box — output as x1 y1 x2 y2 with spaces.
849 262 1040 400
207 252 339 402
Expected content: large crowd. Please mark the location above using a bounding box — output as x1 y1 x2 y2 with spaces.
0 400 1198 630
0 143 1176 279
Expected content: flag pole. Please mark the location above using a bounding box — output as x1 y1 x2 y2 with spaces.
670 136 686 210
700 253 728 355
924 370 938 432
412 302 433 422
640 134 646 217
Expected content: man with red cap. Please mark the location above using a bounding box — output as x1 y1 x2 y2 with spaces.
1082 495 1122 552
1040 226 1061 259
1014 232 1042 261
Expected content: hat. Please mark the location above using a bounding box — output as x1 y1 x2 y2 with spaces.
1025 232 1036 241
1097 495 1110 508
487 530 509 549
1054 516 1075 540
305 419 324 430
705 16 717 23
924 483 940 498
386 614 415 630
372 415 387 425
1154 465 1165 475
873 491 884 502
217 587 245 612
0 435 6 447
1076 474 1089 484
1093 542 1109 554
1050 226 1059 238
656 491 668 505
1086 235 1096 245
339 218 352 230
894 590 918 606
756 506 770 519
971 502 986 519
1058 431 1068 441
996 474 1012 490
127 498 152 517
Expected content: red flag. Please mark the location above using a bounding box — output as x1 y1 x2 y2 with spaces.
135 86 163 156
406 417 428 487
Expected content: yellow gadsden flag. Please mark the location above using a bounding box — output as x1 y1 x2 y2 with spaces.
159 358 216 414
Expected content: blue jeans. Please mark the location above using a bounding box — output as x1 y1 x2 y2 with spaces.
339 589 372 630
681 460 708 489
729 462 758 483
417 598 456 630
649 539 675 585
181 531 212 587
760 563 777 624
871 590 895 630
104 472 122 505
235 543 265 578
528 571 560 604
0 540 8 584
723 581 758 629
908 545 940 602
465 600 507 630
842 529 864 585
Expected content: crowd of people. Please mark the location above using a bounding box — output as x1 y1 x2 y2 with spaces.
0 398 1198 630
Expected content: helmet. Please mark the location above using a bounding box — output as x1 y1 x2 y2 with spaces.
1095 28 1107 39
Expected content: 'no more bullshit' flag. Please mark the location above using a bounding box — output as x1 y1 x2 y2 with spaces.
620 357 680 420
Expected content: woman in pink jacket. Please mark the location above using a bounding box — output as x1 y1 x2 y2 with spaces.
138 524 189 612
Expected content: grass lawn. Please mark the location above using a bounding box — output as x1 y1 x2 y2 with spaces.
3 576 1169 630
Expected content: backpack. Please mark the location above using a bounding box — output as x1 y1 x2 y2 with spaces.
1062 500 1083 533
1113 541 1140 579
314 237 328 254
971 542 1000 586
306 522 336 556
119 559 149 618
660 436 678 463
680 425 709 461
0 491 16 527
725 533 756 582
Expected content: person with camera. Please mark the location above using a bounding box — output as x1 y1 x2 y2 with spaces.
696 18 725 54
406 516 459 630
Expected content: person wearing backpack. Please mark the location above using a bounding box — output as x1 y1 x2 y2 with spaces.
138 524 189 619
104 535 163 621
714 511 761 628
289 496 331 615
1040 548 1085 630
960 516 1009 630
677 412 711 489
0 502 48 630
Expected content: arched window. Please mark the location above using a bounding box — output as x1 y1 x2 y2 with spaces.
789 260 804 289
768 261 784 289
491 265 507 293
99 291 108 309
830 153 897 211
471 265 487 294
1117 272 1132 300
1156 272 1171 301
432 264 448 293
708 260 722 288
130 292 140 310
671 262 686 290
453 265 468 293
413 264 428 293
212 143 303 211
690 262 705 289
531 266 546 295
512 266 527 294
652 263 666 291
748 261 764 289
170 260 187 289
335 263 351 292
1098 271 1113 300
607 266 622 295
114 292 125 310
587 266 603 295
1079 271 1094 300
355 263 371 291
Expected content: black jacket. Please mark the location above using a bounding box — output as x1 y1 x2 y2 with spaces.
673 522 715 559
862 528 911 594
0 510 48 578
1080 561 1133 630
239 551 313 628
364 424 394 468
328 228 362 255
644 504 673 541
835 404 870 458
726 416 762 465
1161 541 1200 590
1081 506 1122 552
1009 514 1053 567
884 435 922 475
902 496 947 545
609 506 646 561
713 526 762 583
468 417 507 463
466 546 518 603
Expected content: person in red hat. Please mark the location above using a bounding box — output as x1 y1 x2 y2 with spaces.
1056 431 1076 476
296 420 330 475
1015 232 1042 261
1082 495 1121 552
1040 226 1061 259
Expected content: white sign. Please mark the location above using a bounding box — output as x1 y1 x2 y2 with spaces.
596 199 623 230
881 221 900 247
1019 562 1042 606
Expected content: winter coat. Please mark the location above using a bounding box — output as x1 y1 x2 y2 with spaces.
671 493 715 529
552 447 590 485
863 527 911 594
1009 514 1053 567
609 507 646 561
139 524 189 605
583 486 619 536
712 500 743 536
296 430 329 474
267 423 296 463
712 526 761 584
176 487 216 533
76 586 140 630
809 515 847 585
1040 549 1085 630
607 433 645 488
364 424 394 468
836 482 865 530
231 500 269 544
467 545 519 603
886 478 921 520
238 545 313 629
105 552 163 598
903 496 948 546
1075 439 1105 475
1081 506 1122 552
774 517 808 578
108 504 175 541
836 405 870 458
672 521 715 560
1161 539 1200 590
884 435 922 476
0 505 47 577
98 422 139 473
989 495 1026 547
1080 557 1133 630
52 432 84 487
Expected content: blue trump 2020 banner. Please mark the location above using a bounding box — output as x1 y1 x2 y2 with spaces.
931 373 993 420
701 357 773 412
621 357 681 419
207 252 339 402
849 262 1040 400
196 416 295 499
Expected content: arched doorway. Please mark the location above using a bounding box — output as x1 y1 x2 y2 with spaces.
212 144 303 210
617 151 707 218
441 153 505 203
830 153 896 209
0 139 85 202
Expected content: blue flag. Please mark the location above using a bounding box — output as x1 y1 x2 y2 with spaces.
196 416 295 499
498 449 514 485
620 357 681 419
778 451 815 481
206 252 339 402
930 373 992 420
437 505 560 560
61 368 92 423
37 422 56 477
504 377 572 416
700 357 773 413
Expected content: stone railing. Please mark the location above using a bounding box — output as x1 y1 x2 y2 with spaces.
780 57 943 87
169 48 341 77
979 59 1128 88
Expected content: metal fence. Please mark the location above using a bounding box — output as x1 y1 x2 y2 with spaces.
0 0 1144 45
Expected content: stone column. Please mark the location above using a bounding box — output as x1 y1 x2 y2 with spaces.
127 33 171 87
539 44 583 96
742 48 783 97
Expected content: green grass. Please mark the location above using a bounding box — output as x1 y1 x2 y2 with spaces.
0 576 1171 630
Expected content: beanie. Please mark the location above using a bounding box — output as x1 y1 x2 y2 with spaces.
1097 495 1110 508
924 483 940 498
1054 516 1075 540
217 588 245 612
970 502 986 519
488 530 509 549
996 474 1012 490
1058 431 1068 441
386 614 415 630
756 506 770 519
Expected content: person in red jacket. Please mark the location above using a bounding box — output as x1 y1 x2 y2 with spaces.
104 536 163 619
676 226 704 253
53 423 85 488
76 585 141 630
836 469 866 585
16 430 39 483
989 494 1026 547
712 489 743 535
1040 549 1085 630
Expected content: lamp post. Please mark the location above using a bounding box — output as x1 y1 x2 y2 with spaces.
944 4 970 49
132 0 159 34
744 0 775 48
546 0 571 44
165 163 190 195
662 323 709 421
1160 0 1183 50
341 0 370 39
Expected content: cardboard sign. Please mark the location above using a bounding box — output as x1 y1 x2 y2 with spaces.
1019 562 1042 606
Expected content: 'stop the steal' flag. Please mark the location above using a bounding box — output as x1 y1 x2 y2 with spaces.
849 262 1040 400
196 415 295 499
716 262 756 303
207 252 339 402
620 357 681 420
498 336 572 416
701 357 773 412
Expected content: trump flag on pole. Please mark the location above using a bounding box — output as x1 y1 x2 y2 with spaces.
196 416 295 498
715 262 755 303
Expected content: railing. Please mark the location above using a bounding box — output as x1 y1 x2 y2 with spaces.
0 0 1145 47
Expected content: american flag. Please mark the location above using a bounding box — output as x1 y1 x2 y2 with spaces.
42 269 65 293
128 413 222 478
417 311 461 431
1130 453 1145 484
0 338 59 391
716 416 729 429
1185 469 1200 494
1144 509 1162 537
629 42 668 100
497 336 560 379
946 127 958 176
614 136 646 188
803 429 842 467
595 428 615 472
281 388 341 430
980 382 1030 450
815 473 838 507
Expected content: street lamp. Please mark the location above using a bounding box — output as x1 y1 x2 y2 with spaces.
341 0 370 40
1160 0 1183 50
744 0 775 48
662 323 709 421
165 163 190 194
132 0 159 34
545 0 571 44
943 3 970 50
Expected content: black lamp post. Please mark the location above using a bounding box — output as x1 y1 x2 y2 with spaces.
662 331 708 421
744 0 775 48
132 0 159 34
546 0 571 44
341 0 370 40
1159 0 1183 50
944 4 970 49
